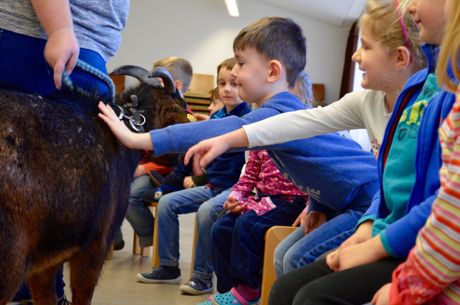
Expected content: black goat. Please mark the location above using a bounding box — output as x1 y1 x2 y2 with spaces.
0 66 189 305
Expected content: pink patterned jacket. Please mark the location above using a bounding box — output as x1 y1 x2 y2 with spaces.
229 150 308 216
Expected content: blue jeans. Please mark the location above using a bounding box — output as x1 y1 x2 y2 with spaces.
274 208 365 277
125 175 157 247
157 186 230 282
0 29 109 99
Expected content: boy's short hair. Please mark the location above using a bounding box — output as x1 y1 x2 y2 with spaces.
233 17 306 87
153 57 193 93
216 57 237 82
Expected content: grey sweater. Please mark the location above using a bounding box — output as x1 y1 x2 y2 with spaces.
0 0 130 62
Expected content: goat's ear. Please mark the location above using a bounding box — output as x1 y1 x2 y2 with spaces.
111 65 159 87
148 67 176 95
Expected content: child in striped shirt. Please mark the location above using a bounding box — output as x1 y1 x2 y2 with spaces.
372 0 460 304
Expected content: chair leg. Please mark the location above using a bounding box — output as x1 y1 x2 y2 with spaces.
259 226 296 305
189 213 199 280
151 204 161 267
132 232 150 256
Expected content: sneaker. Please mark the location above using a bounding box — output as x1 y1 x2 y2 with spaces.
179 278 213 295
136 266 181 284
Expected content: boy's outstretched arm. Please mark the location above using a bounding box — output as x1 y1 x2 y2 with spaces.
184 128 249 175
98 102 153 150
31 0 79 89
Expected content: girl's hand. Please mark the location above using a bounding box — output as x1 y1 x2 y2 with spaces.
98 102 152 150
328 235 387 272
184 137 230 175
224 197 244 214
45 27 79 89
371 283 391 305
326 222 373 271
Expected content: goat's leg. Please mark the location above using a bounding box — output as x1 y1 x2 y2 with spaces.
27 264 60 305
0 224 29 305
68 242 109 305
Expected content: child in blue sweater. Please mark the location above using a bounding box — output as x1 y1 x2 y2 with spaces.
135 58 251 294
98 17 379 304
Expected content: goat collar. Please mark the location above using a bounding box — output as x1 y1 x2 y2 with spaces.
116 95 146 132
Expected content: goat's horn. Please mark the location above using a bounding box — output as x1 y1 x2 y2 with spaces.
148 67 176 95
111 65 160 87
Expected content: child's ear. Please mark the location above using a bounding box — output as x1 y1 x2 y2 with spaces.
395 46 411 68
267 60 283 83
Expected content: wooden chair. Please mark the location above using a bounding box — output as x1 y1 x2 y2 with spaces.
132 202 157 259
259 226 296 305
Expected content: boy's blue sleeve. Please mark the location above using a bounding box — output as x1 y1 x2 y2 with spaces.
357 190 380 225
379 191 438 258
150 107 278 156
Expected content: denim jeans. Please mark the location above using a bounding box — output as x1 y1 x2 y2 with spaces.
124 175 156 247
157 185 230 282
0 29 109 99
274 208 366 277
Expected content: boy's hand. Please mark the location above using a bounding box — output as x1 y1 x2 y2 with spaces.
371 283 391 305
98 102 153 150
184 137 230 175
183 176 196 189
45 27 79 89
303 211 327 235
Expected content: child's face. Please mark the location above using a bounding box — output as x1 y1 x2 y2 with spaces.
217 67 242 109
352 19 399 91
409 0 447 44
233 48 271 104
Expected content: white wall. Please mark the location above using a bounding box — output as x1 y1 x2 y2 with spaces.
107 0 351 104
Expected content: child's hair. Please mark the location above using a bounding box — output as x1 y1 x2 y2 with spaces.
153 57 193 92
216 57 237 81
210 86 220 100
233 17 306 87
360 0 426 71
294 70 313 105
436 0 460 92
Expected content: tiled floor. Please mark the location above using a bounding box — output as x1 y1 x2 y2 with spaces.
64 213 211 305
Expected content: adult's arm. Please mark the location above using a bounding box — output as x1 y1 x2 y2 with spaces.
31 0 79 88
